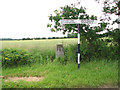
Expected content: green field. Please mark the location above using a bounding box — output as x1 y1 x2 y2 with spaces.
1 38 118 88
2 38 77 51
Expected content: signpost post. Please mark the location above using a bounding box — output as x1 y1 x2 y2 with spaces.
60 17 97 69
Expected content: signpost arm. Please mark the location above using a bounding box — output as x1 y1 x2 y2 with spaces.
78 24 80 68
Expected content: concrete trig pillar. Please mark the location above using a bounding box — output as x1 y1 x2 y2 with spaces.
56 44 64 58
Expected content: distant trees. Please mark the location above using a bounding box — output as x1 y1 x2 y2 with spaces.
0 38 12 40
67 33 77 38
0 38 21 41
22 38 32 40
21 37 69 40
1 35 76 41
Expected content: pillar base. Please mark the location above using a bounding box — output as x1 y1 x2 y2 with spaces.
78 64 80 69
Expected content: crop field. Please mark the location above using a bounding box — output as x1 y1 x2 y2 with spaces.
1 38 77 51
1 38 118 88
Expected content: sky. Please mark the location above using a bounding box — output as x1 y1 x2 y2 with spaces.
0 0 116 39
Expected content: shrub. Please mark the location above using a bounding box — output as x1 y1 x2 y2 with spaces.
62 38 118 64
1 48 33 67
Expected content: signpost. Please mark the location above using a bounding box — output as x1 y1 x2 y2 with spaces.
60 19 97 24
60 18 97 69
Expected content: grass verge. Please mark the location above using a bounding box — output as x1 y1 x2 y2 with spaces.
2 59 118 88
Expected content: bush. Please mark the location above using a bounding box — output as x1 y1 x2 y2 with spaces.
61 38 118 64
1 48 33 67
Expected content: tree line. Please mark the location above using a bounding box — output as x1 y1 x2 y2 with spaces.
0 33 77 41
22 34 77 40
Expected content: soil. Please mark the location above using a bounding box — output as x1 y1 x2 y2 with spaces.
4 76 43 82
0 76 4 78
99 84 118 88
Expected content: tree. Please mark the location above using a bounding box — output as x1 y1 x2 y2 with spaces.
95 0 120 51
47 4 97 33
47 3 110 59
47 3 110 47
104 0 120 45
100 0 120 85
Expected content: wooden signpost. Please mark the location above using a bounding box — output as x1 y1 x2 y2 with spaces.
60 17 97 69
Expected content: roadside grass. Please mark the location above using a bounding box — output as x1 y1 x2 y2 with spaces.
2 59 118 88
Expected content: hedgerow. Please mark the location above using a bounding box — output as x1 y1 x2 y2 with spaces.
1 48 33 67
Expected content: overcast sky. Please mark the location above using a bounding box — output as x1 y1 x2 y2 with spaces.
0 0 106 39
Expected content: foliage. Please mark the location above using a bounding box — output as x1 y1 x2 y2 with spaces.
47 4 98 34
95 0 120 50
57 37 119 64
67 33 77 38
47 0 120 59
104 1 120 44
47 1 119 64
47 3 111 59
1 48 56 67
1 48 33 67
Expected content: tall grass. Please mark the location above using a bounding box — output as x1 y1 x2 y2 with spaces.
2 60 118 88
30 49 55 64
